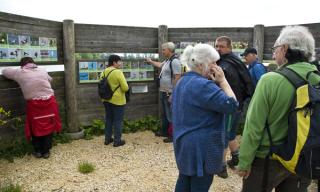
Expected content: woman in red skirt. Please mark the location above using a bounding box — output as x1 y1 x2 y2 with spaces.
2 57 61 158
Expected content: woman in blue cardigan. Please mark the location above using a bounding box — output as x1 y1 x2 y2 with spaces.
172 44 238 192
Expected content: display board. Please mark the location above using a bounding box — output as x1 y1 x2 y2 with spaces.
0 32 58 63
77 53 158 83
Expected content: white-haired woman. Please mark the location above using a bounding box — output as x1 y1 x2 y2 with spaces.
172 44 238 191
237 25 319 191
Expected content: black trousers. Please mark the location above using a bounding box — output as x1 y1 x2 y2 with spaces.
31 133 53 154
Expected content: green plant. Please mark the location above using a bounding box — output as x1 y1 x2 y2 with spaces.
0 107 31 162
0 107 11 126
82 116 160 139
82 119 105 140
0 138 33 162
123 115 160 133
0 182 22 192
52 132 72 145
78 162 95 174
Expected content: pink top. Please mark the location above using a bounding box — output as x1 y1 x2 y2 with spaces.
2 63 54 100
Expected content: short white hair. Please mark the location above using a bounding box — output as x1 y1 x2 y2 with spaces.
161 42 175 53
275 25 315 61
180 44 220 71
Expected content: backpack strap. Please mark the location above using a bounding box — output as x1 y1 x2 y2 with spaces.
262 122 273 192
104 68 117 79
306 70 320 83
104 69 120 92
169 54 179 82
276 67 307 89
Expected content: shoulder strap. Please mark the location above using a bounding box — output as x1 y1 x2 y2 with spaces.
169 54 179 81
276 67 306 89
105 69 117 79
306 70 320 82
104 69 120 92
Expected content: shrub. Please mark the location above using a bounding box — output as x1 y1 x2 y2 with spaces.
78 162 95 174
123 115 160 133
83 116 160 138
82 119 105 140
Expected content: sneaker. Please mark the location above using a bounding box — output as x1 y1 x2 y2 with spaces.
163 137 173 143
217 165 228 179
104 138 114 145
42 152 50 159
113 140 126 147
227 154 239 169
32 152 42 158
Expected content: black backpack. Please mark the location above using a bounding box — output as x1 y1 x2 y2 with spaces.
225 54 255 99
98 69 120 100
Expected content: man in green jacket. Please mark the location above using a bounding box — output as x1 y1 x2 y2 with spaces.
237 25 318 191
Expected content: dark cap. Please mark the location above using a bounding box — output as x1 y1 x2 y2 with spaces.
240 47 257 56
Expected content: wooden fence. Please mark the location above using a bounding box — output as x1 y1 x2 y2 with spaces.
0 11 319 140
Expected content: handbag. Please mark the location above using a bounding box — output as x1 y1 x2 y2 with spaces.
125 87 131 102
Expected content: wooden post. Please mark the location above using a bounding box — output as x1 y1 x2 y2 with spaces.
63 19 79 133
158 25 168 60
157 25 168 120
253 24 265 62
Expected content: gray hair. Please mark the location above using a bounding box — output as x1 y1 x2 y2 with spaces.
180 44 220 71
275 25 315 61
161 42 175 53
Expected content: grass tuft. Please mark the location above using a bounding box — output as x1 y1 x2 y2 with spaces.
78 162 95 174
0 183 22 192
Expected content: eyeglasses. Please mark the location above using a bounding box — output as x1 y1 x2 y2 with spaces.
271 45 282 53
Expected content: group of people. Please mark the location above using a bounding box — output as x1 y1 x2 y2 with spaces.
167 25 318 192
1 24 318 191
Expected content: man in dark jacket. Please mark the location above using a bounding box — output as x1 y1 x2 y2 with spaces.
215 36 254 178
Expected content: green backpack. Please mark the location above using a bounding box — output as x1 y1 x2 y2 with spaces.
267 67 320 179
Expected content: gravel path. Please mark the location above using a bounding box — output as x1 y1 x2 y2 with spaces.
0 131 317 192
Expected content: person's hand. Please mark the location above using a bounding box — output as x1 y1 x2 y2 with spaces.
145 58 152 64
236 167 251 179
210 65 225 84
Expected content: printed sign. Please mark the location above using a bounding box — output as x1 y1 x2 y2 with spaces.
0 32 58 63
78 53 158 83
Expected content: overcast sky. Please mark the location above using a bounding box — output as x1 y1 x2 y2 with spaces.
0 0 320 27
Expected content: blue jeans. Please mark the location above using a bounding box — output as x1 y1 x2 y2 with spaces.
103 102 125 143
175 172 213 192
160 92 172 135
224 109 242 148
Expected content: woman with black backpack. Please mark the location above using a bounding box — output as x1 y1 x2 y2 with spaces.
99 54 129 147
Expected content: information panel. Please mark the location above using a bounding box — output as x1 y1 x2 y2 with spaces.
0 32 58 63
78 53 158 83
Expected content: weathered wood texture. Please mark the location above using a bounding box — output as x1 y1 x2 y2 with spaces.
77 81 158 126
263 23 320 60
253 25 264 61
168 27 254 46
0 12 64 65
74 23 160 125
63 20 79 132
74 23 158 53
